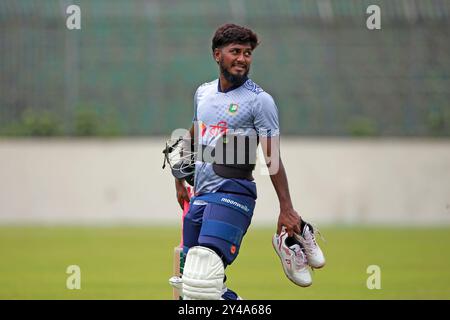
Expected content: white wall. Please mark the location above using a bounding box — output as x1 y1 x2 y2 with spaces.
1 138 449 226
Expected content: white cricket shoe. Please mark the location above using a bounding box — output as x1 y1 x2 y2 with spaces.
295 222 325 269
220 286 243 300
272 230 312 287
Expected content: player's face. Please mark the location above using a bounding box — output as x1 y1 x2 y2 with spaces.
215 43 253 84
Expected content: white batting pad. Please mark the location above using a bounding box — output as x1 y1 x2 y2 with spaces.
182 246 225 300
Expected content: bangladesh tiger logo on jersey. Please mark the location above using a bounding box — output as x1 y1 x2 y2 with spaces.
228 103 239 115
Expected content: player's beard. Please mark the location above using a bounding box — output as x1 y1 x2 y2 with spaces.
220 59 250 87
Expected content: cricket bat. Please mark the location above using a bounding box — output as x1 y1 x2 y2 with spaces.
172 186 192 300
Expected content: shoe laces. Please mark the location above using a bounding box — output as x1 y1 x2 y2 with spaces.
301 223 326 256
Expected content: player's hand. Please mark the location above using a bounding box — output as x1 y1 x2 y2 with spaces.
175 179 191 209
277 207 302 237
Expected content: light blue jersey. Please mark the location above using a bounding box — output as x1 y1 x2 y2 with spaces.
192 78 280 195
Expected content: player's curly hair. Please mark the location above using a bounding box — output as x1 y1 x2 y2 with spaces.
211 23 259 52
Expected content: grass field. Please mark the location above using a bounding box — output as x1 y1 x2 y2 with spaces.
1 226 450 299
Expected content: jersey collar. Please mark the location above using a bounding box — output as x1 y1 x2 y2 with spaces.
217 76 248 93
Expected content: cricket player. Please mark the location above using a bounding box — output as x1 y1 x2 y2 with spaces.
170 24 324 300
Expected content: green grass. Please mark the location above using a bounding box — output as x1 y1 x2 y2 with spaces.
1 226 450 299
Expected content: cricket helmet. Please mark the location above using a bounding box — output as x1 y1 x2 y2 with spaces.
162 137 195 186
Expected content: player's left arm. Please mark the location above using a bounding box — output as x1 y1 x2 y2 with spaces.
254 91 302 237
260 136 302 237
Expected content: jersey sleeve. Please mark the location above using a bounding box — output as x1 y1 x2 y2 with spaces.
253 92 280 137
192 87 199 122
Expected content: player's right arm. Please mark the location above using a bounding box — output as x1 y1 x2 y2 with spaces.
175 84 199 209
175 178 190 209
174 124 194 209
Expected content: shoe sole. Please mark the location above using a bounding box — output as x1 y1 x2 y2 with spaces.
309 261 325 269
272 236 312 287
